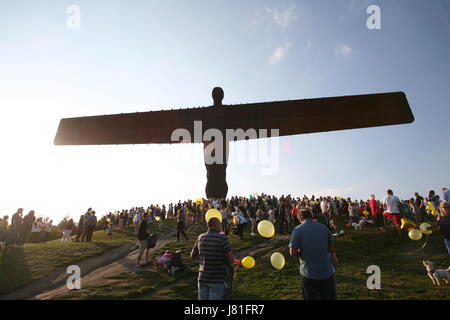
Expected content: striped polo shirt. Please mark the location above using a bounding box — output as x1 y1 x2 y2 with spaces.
193 230 231 283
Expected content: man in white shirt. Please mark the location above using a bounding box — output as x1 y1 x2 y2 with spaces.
382 189 401 237
320 198 329 215
212 199 220 209
442 188 450 202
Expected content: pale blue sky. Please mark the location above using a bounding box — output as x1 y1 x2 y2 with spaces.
0 0 449 221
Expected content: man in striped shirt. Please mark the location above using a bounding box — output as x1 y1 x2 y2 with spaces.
191 217 235 300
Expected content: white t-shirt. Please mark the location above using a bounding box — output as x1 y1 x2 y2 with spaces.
383 195 400 214
443 189 450 202
320 201 328 214
31 221 43 233
45 222 52 232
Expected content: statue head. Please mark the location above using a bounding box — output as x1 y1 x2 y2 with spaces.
212 87 224 106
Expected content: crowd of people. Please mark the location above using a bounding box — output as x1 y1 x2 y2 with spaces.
187 188 450 300
1 187 449 301
0 209 53 249
1 188 449 248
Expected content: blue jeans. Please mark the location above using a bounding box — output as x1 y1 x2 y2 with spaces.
445 238 450 256
222 219 228 235
198 282 225 300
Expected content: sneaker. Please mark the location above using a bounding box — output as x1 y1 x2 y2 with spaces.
339 230 345 235
332 233 339 237
250 233 257 236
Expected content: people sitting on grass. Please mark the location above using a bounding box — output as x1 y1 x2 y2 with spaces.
168 250 186 275
154 251 172 269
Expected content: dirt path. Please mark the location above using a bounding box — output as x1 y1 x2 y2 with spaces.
34 238 174 300
31 231 289 300
34 226 187 300
0 241 137 300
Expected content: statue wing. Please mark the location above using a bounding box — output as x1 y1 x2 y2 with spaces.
54 92 413 145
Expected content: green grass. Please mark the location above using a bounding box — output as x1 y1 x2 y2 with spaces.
50 223 267 300
4 220 450 300
230 229 450 300
0 220 176 295
78 226 449 300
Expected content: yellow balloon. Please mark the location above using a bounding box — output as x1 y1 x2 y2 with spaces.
106 218 111 222
401 218 416 231
270 252 285 270
363 210 369 216
205 209 222 223
408 229 422 241
241 256 256 269
257 220 275 238
114 210 118 215
155 216 161 222
426 202 438 216
419 223 433 235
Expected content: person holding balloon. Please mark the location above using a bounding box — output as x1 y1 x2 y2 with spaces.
190 217 236 300
289 208 339 300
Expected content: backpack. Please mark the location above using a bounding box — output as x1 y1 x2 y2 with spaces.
147 233 158 248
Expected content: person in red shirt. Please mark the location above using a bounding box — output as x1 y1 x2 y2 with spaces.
369 195 383 230
292 204 300 226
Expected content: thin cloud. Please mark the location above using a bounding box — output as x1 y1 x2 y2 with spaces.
269 42 291 64
335 44 353 56
253 4 298 30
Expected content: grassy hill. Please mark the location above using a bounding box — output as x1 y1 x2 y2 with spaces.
47 225 450 300
0 220 176 295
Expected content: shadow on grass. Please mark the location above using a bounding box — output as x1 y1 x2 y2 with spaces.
0 248 32 295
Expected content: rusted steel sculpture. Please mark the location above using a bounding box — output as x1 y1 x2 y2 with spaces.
54 87 414 199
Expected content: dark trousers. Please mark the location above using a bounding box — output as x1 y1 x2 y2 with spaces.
6 229 20 246
279 219 288 234
222 219 229 235
224 264 234 300
86 225 95 242
177 229 188 241
374 213 384 228
76 227 84 242
301 274 336 300
235 223 248 239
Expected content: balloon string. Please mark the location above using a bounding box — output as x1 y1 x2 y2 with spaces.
416 234 430 252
